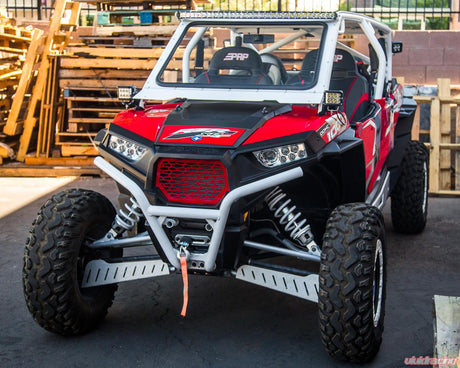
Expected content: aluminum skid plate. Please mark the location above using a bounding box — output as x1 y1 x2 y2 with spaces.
236 265 319 303
81 259 170 288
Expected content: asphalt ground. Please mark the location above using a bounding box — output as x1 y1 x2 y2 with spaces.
0 177 459 368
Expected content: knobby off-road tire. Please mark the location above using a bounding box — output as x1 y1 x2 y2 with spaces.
391 140 429 234
23 189 120 335
318 203 386 363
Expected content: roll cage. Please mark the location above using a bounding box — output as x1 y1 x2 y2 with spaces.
136 11 393 105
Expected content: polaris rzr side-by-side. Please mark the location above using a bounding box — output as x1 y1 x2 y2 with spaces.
23 11 428 363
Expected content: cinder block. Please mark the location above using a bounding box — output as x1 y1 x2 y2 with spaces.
409 48 444 66
392 50 409 66
444 47 460 66
394 31 428 49
393 65 426 84
426 66 460 84
429 31 460 49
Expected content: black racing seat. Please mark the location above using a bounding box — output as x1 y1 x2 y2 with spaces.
286 49 320 85
261 53 288 85
194 46 273 86
329 49 370 123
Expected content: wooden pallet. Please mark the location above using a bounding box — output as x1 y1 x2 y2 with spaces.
0 162 103 176
78 35 172 47
2 28 41 137
4 0 82 161
55 38 177 156
0 13 35 163
57 88 121 156
411 78 460 195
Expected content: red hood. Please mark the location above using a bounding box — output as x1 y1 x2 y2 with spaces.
111 103 180 142
111 102 348 146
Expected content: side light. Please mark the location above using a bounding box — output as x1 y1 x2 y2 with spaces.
117 86 138 101
319 90 343 115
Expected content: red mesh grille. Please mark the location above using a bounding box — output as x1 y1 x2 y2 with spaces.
156 158 229 205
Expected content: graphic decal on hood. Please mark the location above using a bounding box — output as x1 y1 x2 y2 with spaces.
165 128 238 140
158 125 245 146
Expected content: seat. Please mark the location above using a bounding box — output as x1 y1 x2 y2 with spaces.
194 46 273 86
286 49 319 85
329 49 370 123
261 53 288 85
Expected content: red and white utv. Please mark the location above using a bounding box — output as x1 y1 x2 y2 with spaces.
23 11 428 363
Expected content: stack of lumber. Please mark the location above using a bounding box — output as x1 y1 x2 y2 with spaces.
1 0 81 164
56 46 158 156
0 0 206 164
0 9 33 164
54 0 193 157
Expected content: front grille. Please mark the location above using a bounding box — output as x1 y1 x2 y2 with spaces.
156 158 229 205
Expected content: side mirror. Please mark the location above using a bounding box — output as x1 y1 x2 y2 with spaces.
392 41 403 54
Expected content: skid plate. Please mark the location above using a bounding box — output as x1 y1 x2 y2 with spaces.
235 265 319 303
81 259 170 288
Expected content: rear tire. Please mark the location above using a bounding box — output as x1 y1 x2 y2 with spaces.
318 203 386 363
391 140 429 234
23 189 120 335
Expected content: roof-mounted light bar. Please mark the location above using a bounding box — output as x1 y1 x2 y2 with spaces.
176 11 337 21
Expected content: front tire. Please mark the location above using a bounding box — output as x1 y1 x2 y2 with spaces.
391 140 429 234
318 203 386 363
23 189 120 335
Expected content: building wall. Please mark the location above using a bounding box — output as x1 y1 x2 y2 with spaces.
355 31 460 85
393 31 460 85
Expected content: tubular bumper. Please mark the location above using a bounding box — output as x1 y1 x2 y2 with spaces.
94 156 304 272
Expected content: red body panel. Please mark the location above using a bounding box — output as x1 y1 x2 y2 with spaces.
242 106 348 145
356 98 397 192
111 103 180 142
355 118 377 186
111 97 402 195
112 104 349 147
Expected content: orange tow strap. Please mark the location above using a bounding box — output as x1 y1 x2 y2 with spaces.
180 254 189 317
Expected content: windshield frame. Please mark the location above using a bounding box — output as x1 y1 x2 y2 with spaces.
135 17 340 104
156 21 327 90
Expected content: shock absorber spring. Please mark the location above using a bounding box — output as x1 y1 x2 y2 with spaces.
112 197 144 236
265 186 315 248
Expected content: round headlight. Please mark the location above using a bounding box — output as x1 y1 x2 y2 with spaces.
258 149 279 167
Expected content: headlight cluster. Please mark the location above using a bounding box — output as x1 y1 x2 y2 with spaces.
254 143 306 168
108 135 146 161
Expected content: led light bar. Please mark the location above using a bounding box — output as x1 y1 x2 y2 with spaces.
176 11 337 21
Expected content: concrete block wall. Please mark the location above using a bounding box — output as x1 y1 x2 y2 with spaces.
393 31 460 85
354 31 460 85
